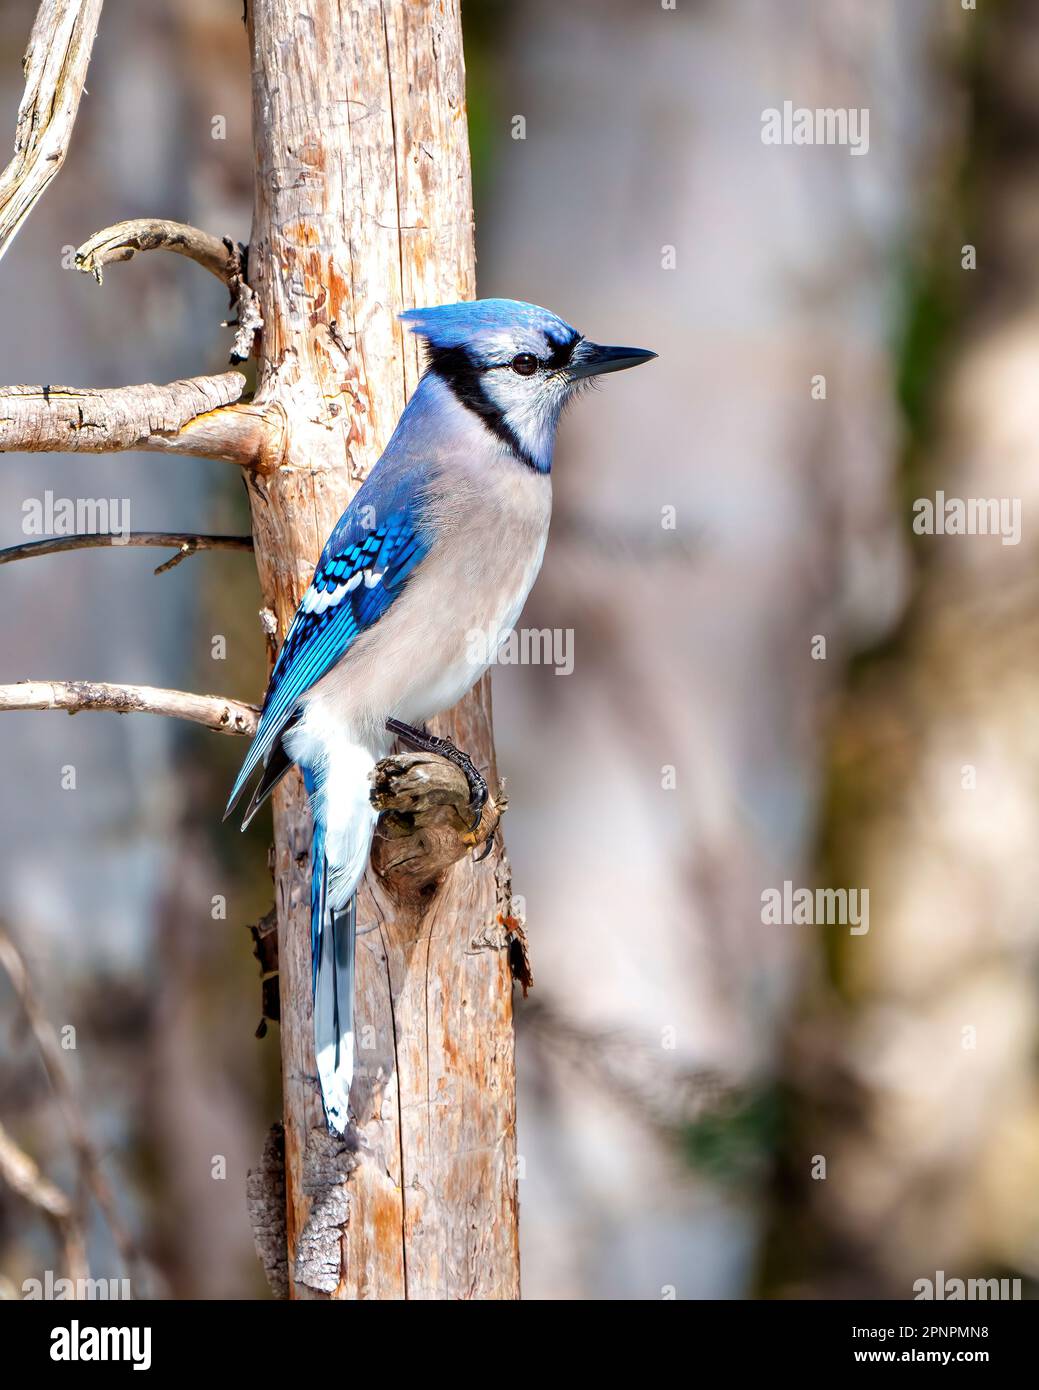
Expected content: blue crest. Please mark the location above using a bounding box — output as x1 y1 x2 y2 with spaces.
400 298 579 354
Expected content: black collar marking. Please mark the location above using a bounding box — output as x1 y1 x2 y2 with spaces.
426 344 538 470
426 335 581 473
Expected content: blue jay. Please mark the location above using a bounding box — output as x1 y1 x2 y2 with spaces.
226 298 655 1133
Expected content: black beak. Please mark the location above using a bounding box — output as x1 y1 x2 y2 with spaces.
566 341 658 380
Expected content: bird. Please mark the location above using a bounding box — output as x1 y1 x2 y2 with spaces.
226 298 656 1134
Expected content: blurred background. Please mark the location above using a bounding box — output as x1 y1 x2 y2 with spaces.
1 0 1038 1299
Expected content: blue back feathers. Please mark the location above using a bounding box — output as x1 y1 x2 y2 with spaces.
225 451 432 815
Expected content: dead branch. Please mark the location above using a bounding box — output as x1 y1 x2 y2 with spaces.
0 1120 72 1220
75 219 264 363
0 921 141 1287
0 0 104 265
0 373 258 458
370 752 504 900
0 679 258 735
0 531 253 573
0 1120 88 1282
76 219 233 284
144 397 274 467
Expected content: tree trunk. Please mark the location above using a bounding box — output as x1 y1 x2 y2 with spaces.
245 0 520 1299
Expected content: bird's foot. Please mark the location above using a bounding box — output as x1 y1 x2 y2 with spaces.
386 718 488 830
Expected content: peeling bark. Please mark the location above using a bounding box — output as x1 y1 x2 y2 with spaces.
76 219 236 284
246 1124 289 1299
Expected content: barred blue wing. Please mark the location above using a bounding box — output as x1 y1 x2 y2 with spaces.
225 505 428 822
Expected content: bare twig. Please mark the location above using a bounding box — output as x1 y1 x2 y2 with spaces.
75 219 233 284
151 538 247 574
0 0 104 264
0 1120 71 1219
0 679 258 735
0 922 140 1287
0 1121 88 1281
0 373 270 465
75 219 264 363
0 531 253 574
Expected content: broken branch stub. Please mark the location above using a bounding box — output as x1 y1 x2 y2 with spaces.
369 752 504 900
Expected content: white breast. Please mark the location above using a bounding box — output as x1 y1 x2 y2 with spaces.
302 451 552 752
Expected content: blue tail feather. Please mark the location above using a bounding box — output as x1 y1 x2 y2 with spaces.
309 812 355 1134
311 818 327 996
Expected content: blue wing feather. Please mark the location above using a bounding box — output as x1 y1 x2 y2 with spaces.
225 478 431 818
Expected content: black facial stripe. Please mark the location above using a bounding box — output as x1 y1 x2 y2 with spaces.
426 344 540 471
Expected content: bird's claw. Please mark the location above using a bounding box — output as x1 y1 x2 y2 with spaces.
472 832 495 864
386 717 487 830
464 772 488 831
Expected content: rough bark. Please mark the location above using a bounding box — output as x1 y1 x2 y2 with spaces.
0 374 262 460
75 218 234 283
369 753 503 897
246 1124 289 1299
246 0 520 1299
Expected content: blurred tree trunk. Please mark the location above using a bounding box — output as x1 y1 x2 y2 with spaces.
246 1 520 1299
476 0 939 1297
766 0 1039 1297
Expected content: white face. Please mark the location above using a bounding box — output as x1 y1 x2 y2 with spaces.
474 328 581 469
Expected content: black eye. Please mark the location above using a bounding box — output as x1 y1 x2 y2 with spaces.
510 353 539 377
